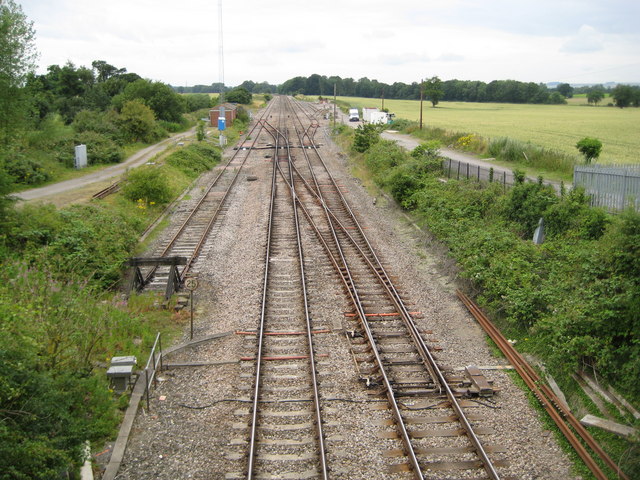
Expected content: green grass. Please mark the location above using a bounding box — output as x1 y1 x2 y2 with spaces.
337 96 639 165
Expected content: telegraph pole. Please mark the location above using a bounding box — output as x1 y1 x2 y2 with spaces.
333 83 336 128
217 0 226 146
419 79 424 130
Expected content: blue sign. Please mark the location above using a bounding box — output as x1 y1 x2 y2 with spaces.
218 117 226 131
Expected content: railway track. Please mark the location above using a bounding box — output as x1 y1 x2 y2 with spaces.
223 97 503 479
123 95 623 479
140 101 277 291
282 97 504 478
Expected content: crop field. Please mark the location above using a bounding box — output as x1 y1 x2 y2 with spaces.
337 96 639 165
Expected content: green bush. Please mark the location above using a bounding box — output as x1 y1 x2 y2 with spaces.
184 93 212 112
503 181 558 237
72 109 121 139
75 131 124 164
39 204 141 288
353 123 380 153
166 143 221 178
2 151 51 184
576 137 603 164
544 188 609 240
122 166 174 206
226 87 252 104
364 139 405 177
5 203 64 250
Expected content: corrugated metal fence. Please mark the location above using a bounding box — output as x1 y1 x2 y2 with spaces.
574 165 640 212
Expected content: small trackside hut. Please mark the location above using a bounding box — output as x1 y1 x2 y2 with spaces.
209 103 237 127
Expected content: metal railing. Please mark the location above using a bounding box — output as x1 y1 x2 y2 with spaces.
143 332 163 410
443 158 516 191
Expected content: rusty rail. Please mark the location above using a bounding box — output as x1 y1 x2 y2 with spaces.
456 289 629 480
92 181 120 199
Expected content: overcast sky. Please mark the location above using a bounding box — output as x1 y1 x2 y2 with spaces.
20 0 640 87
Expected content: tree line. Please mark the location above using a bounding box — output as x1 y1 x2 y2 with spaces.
274 74 639 107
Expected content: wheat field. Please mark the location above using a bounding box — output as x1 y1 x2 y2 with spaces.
337 96 639 165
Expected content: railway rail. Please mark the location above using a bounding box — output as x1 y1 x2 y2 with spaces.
457 290 630 480
240 108 328 480
280 96 503 478
222 97 503 478
139 101 277 291
120 95 627 480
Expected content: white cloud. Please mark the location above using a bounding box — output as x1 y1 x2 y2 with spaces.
561 25 605 53
19 0 640 86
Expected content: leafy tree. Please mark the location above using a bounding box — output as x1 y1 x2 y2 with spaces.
611 84 636 108
424 76 443 107
117 99 157 143
225 86 252 104
547 92 567 104
0 0 38 144
113 79 185 122
556 83 574 98
91 60 126 83
587 88 605 105
576 137 602 163
184 93 212 112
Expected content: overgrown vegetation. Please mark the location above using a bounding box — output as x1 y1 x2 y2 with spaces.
0 137 223 477
340 127 639 477
0 4 228 470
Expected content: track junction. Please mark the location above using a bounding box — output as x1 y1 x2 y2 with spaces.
113 96 593 480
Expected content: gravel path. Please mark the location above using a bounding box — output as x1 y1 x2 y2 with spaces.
106 105 577 480
16 128 195 202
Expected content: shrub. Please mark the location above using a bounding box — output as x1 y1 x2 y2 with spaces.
74 131 124 164
454 133 486 152
236 106 250 124
544 188 609 240
122 166 174 206
166 143 221 178
364 139 406 176
118 100 158 143
226 87 252 104
353 123 380 153
385 167 422 209
503 182 558 237
43 204 142 287
184 93 212 112
575 137 602 164
72 109 121 139
2 151 51 184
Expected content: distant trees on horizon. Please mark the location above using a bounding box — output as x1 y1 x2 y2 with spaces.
174 74 639 107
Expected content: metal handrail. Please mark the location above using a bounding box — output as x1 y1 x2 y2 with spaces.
143 332 163 410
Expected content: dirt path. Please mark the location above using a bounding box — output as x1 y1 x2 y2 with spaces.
15 128 195 203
